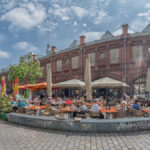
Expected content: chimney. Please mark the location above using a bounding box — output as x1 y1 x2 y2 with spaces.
51 46 56 55
80 35 86 46
122 24 128 36
2 68 5 73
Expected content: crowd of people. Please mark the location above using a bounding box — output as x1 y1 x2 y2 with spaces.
8 91 149 119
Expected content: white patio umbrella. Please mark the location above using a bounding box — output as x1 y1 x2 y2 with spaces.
54 79 85 88
146 68 150 97
84 58 92 100
46 63 52 97
92 77 129 88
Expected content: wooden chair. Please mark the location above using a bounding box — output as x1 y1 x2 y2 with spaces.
118 110 127 118
43 107 52 116
18 107 26 113
76 111 86 118
134 110 145 117
90 111 100 118
127 107 145 117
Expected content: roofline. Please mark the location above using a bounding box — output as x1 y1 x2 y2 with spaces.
38 31 150 61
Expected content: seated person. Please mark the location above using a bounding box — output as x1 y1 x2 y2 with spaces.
73 101 87 117
120 100 127 111
91 100 101 112
46 96 55 105
17 100 26 107
56 97 63 104
91 100 104 119
132 100 141 111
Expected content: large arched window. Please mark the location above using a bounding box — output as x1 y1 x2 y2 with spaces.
133 77 146 95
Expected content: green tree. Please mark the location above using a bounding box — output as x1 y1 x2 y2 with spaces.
9 54 43 84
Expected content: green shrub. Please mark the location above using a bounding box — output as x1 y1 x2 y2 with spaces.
0 94 12 113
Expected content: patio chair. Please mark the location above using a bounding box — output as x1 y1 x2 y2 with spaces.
76 111 86 118
134 110 145 117
90 111 100 118
43 107 52 116
118 110 127 118
18 107 26 113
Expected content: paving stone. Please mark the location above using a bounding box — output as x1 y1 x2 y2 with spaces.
1 121 150 150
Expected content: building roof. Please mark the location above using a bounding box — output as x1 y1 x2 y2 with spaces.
68 40 80 48
100 30 114 40
143 24 150 33
39 24 150 61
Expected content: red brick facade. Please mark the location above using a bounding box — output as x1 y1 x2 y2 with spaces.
1 24 150 95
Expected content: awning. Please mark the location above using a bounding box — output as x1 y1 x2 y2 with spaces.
18 82 54 90
54 79 85 88
92 77 129 88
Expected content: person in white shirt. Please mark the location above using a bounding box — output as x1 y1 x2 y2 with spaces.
91 100 101 112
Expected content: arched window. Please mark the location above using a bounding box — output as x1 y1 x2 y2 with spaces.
133 77 146 95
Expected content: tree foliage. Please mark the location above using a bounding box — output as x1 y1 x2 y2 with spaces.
9 54 43 84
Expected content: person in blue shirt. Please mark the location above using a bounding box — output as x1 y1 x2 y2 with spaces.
17 100 26 107
132 100 141 110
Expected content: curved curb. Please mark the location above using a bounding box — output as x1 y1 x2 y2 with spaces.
7 113 150 133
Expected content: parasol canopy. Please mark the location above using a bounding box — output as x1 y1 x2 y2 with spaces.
54 79 85 88
92 77 129 88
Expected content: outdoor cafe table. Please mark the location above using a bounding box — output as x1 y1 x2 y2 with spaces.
141 107 150 116
60 107 74 118
27 105 48 110
26 105 48 115
100 107 118 118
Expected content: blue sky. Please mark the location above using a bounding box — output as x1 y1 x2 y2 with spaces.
0 0 150 69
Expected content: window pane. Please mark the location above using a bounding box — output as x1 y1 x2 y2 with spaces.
87 53 95 66
109 48 120 64
56 60 62 71
72 56 78 69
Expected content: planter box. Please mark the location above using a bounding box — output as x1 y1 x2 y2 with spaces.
0 112 8 121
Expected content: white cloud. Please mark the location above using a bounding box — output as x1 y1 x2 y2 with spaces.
113 28 134 36
71 6 89 19
73 21 77 26
81 31 104 42
0 2 47 30
145 3 150 8
130 19 149 32
0 50 10 58
93 10 108 24
83 23 87 27
52 7 70 21
13 41 40 52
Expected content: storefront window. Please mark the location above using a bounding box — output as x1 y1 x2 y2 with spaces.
133 77 146 95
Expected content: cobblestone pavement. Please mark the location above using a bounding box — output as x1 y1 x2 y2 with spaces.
0 121 150 150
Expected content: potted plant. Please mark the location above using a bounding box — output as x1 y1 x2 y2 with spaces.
0 94 12 121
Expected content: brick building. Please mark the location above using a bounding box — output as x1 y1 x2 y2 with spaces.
1 24 150 95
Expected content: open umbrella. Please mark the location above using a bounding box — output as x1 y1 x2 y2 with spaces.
92 77 129 88
84 58 92 100
54 79 85 88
